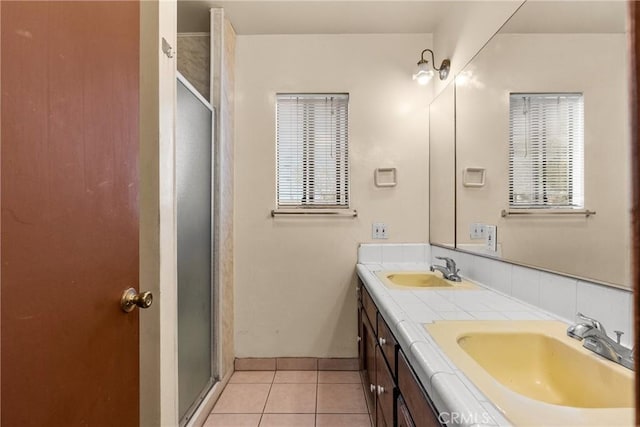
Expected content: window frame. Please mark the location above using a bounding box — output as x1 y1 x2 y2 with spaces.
274 93 351 213
508 92 585 211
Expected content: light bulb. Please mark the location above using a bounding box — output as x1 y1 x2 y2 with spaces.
412 61 434 85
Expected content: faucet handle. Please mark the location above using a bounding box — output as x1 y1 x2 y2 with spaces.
435 256 457 271
576 312 606 334
614 330 624 344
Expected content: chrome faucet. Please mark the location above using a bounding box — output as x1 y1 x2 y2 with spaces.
430 257 462 282
567 312 635 370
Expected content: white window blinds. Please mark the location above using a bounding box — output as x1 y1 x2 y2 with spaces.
276 94 349 208
509 93 584 209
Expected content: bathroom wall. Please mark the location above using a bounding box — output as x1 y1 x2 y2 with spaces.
234 33 432 357
432 0 523 97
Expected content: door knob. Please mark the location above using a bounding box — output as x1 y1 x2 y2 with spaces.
121 287 153 313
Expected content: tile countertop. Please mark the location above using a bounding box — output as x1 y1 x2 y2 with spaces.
356 262 568 427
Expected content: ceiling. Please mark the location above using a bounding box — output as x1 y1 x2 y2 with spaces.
501 1 626 34
177 1 467 34
177 0 626 36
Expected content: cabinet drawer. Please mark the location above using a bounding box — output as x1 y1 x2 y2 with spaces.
397 396 415 427
362 287 378 335
377 312 398 377
398 351 442 427
375 346 395 427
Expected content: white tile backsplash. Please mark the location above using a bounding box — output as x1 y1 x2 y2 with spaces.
511 265 541 306
487 259 512 295
381 244 404 263
357 244 382 264
402 244 425 263
577 280 633 347
538 271 577 322
428 245 632 346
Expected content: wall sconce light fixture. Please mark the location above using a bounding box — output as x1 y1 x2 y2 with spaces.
412 49 451 85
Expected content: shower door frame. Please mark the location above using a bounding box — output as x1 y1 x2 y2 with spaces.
176 71 219 426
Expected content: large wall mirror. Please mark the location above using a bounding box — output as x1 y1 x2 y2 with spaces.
429 83 455 248
430 1 630 288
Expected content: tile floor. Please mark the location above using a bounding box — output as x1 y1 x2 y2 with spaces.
204 370 372 427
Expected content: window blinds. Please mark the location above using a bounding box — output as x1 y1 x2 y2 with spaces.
276 94 349 208
509 93 584 209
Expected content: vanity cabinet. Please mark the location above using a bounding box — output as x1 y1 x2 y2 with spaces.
398 351 441 427
376 345 395 426
357 279 442 427
397 396 415 427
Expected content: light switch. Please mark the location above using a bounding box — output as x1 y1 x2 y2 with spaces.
372 223 388 239
485 225 497 252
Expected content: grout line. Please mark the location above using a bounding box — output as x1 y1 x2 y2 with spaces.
260 376 275 416
315 369 319 418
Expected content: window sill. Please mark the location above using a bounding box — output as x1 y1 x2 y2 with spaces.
271 208 358 218
501 208 595 218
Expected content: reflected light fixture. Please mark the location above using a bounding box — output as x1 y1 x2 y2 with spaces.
412 49 451 85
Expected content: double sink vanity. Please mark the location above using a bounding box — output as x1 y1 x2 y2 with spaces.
356 251 634 426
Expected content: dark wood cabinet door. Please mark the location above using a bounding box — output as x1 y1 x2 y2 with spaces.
376 346 396 427
377 312 398 377
398 351 442 427
361 310 378 425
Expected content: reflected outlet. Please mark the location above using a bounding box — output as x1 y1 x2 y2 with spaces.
470 223 487 240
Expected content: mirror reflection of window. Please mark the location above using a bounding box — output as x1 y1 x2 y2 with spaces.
508 93 584 209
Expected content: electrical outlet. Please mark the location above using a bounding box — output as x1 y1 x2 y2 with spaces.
485 225 497 252
372 223 388 239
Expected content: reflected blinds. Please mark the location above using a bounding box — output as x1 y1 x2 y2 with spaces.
509 93 584 209
276 94 349 208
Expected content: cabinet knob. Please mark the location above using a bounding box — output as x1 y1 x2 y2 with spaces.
357 336 362 343
379 337 386 346
377 385 385 395
370 384 376 393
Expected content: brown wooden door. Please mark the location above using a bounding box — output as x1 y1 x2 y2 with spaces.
1 1 140 426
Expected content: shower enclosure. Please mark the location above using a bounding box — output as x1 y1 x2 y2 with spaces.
176 73 216 424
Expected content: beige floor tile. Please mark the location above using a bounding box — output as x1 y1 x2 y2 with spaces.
273 370 318 384
316 414 372 427
203 413 261 427
318 371 361 384
212 384 271 414
263 383 317 413
229 371 275 384
259 414 315 427
317 383 368 414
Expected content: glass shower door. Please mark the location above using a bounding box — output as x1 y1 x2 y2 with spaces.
176 75 215 424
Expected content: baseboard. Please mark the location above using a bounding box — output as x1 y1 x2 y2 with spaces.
234 357 359 371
